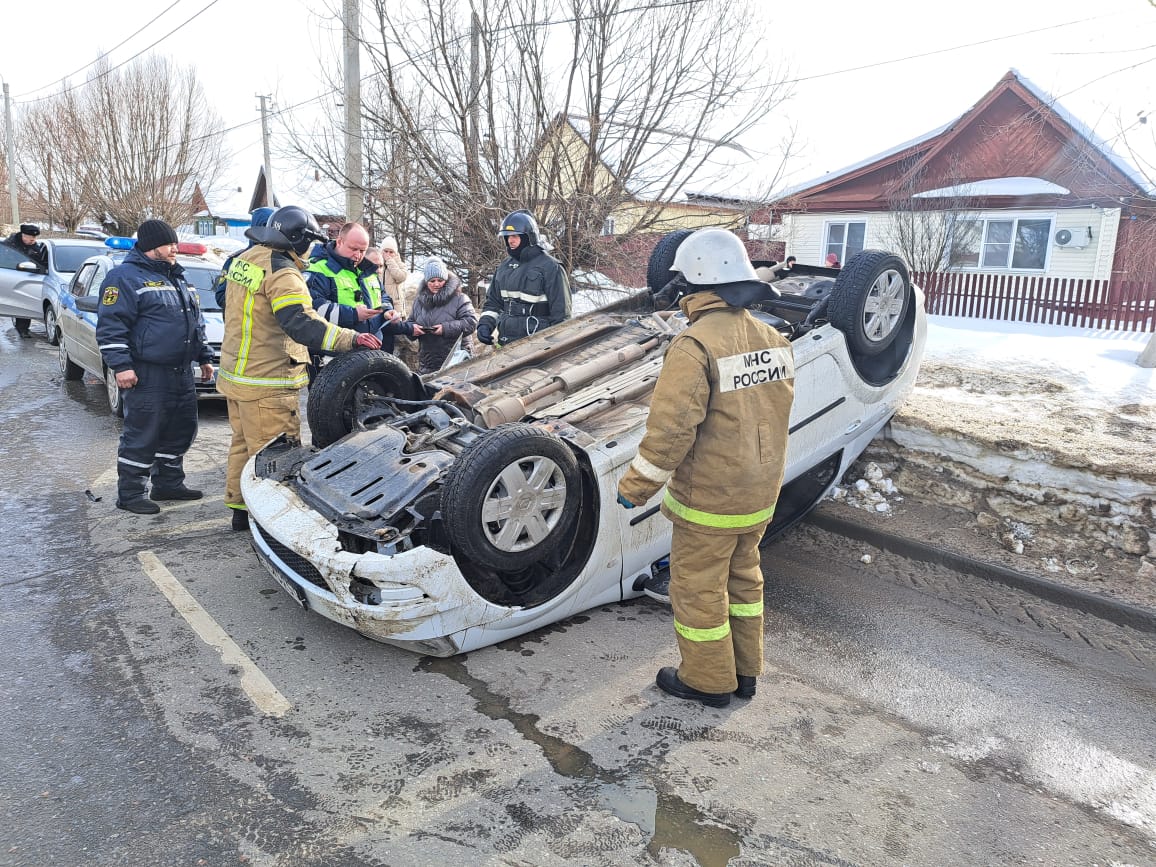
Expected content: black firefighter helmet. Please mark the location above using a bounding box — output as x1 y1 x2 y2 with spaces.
497 210 541 248
246 205 327 256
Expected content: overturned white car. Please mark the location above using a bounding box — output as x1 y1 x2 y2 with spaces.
241 235 926 656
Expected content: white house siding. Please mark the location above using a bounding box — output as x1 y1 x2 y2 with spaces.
780 212 881 266
783 207 1119 280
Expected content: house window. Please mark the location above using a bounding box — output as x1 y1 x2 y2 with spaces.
601 217 615 237
950 217 1052 270
824 221 865 265
195 218 214 235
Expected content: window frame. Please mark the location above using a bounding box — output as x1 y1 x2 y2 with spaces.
823 220 866 265
949 214 1054 272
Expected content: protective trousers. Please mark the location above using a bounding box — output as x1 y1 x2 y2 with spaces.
224 391 301 511
669 522 767 695
117 363 198 503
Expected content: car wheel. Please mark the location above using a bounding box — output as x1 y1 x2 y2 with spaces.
827 250 912 357
306 349 420 448
58 337 84 381
440 423 582 572
105 367 125 417
43 305 60 346
646 229 695 292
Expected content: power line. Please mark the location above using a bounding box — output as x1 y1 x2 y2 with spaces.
15 0 187 99
17 0 224 105
781 14 1107 85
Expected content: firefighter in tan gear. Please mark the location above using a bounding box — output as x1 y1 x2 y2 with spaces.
218 205 382 531
618 228 795 708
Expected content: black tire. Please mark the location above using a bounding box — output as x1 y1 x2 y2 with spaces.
827 250 912 357
306 349 419 448
58 337 84 381
43 304 60 346
646 229 695 292
105 367 124 417
440 423 582 572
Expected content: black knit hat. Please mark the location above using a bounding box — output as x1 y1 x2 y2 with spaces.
19 224 40 236
136 219 179 252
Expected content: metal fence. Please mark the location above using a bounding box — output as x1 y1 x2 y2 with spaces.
911 271 1156 332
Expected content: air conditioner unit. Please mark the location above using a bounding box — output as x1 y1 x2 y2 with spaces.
1053 227 1091 249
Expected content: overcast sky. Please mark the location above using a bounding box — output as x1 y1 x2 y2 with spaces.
4 0 1154 212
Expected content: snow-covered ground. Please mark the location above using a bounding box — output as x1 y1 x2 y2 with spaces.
841 316 1155 571
921 316 1154 412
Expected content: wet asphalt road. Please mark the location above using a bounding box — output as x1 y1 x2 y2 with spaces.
2 319 1156 867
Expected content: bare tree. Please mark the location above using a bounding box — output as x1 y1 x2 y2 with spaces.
16 55 227 235
16 89 89 231
280 0 794 298
881 156 980 274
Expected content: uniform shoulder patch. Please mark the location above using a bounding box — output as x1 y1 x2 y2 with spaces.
227 258 266 293
101 286 119 306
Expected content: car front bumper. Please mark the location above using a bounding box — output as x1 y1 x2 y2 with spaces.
240 461 522 655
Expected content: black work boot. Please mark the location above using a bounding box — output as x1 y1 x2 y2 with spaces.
655 667 731 708
231 509 250 531
117 498 161 515
735 676 756 699
150 485 203 501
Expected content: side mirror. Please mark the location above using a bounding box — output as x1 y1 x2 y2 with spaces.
74 296 99 313
16 261 41 273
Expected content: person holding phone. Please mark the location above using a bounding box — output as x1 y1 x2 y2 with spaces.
305 222 415 354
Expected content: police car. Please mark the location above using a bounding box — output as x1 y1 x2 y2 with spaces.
55 237 225 415
240 236 926 656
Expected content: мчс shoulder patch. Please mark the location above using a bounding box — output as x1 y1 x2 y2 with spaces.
227 259 266 293
101 286 119 306
716 346 794 393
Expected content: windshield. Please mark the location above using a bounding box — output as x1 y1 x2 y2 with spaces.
53 244 106 273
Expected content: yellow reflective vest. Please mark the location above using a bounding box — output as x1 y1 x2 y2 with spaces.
618 291 795 534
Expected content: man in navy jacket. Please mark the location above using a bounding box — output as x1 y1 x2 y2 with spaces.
96 219 215 514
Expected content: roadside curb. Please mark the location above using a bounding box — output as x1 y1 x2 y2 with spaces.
807 511 1156 635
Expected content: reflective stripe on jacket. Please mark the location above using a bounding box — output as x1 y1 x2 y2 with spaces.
479 245 570 344
95 247 213 373
217 245 356 399
617 290 795 534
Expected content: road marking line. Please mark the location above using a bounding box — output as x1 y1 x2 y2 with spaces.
137 550 291 717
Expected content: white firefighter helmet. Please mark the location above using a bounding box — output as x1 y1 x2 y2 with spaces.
671 228 759 285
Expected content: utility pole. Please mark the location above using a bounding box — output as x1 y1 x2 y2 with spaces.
257 94 274 208
3 82 19 226
343 0 363 223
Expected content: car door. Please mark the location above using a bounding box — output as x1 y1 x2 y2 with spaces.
61 261 106 376
0 243 46 319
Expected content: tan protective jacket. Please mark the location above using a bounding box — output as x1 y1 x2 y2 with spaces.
217 244 357 401
618 291 795 534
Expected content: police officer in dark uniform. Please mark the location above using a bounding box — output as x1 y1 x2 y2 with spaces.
96 219 215 514
2 224 48 337
476 211 570 347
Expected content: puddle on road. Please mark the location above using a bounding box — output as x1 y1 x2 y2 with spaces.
420 655 742 866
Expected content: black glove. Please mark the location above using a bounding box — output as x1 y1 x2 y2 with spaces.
652 275 688 310
477 320 495 345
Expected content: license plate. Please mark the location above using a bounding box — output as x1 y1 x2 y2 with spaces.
254 545 309 609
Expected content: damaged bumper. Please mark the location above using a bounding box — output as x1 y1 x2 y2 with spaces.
241 463 517 655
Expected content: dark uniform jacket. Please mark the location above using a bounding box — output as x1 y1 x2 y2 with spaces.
480 245 570 345
618 290 795 534
2 232 48 269
305 241 413 339
95 247 213 374
409 271 478 373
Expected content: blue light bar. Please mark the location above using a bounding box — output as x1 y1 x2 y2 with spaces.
105 236 135 250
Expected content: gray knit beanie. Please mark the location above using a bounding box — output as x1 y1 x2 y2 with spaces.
423 258 448 281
